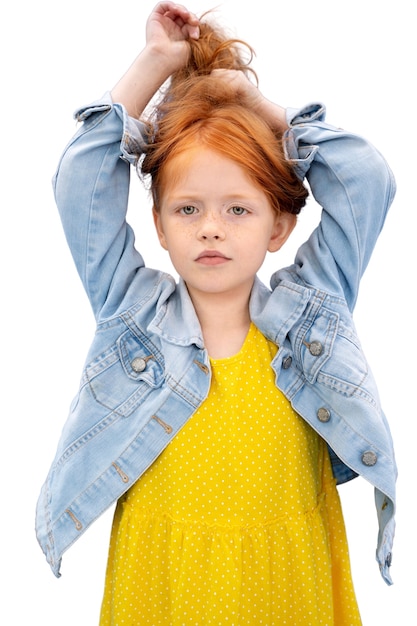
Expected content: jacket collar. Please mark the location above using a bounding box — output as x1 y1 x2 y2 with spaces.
148 278 205 349
250 275 311 345
148 275 310 349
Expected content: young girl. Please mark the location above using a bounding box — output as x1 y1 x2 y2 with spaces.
36 2 397 623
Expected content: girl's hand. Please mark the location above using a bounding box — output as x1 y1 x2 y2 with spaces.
146 2 200 74
211 68 288 132
111 3 199 117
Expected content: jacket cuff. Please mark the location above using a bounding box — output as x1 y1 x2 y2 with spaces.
283 102 326 180
73 92 148 166
286 102 326 126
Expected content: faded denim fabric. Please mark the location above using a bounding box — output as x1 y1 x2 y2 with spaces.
36 94 397 584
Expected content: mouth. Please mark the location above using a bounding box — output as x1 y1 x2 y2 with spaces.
195 250 231 265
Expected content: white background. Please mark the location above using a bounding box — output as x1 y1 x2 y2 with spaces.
2 0 414 623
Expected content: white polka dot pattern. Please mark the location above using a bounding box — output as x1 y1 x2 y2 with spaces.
100 324 361 625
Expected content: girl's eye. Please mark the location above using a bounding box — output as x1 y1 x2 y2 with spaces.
230 206 248 216
180 206 197 215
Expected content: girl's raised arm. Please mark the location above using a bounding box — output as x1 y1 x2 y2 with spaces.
111 2 200 117
210 68 289 134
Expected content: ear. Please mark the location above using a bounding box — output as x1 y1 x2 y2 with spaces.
268 212 297 253
152 207 169 250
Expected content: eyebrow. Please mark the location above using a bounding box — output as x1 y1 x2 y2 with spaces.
164 191 263 203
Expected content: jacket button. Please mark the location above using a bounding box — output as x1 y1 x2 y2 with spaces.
131 357 147 373
362 450 377 466
317 407 331 422
308 340 323 356
282 356 292 369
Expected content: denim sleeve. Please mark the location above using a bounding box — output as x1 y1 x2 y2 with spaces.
279 103 396 310
53 93 151 320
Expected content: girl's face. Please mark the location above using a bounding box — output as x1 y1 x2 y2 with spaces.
153 146 295 304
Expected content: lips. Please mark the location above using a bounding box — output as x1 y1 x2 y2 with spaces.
195 250 230 265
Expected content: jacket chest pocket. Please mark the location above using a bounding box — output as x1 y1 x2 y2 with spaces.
84 331 164 417
296 308 369 395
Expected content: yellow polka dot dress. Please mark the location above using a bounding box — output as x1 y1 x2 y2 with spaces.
100 324 362 625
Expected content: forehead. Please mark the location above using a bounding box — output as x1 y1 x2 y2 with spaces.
160 146 264 200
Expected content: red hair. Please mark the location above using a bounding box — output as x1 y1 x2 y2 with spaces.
140 20 308 216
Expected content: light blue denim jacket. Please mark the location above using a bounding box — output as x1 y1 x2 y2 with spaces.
36 92 397 584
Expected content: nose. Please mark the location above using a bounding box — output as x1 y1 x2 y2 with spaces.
197 211 225 241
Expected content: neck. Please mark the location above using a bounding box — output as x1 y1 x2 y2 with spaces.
187 286 252 359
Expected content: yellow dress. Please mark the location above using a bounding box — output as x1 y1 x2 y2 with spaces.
100 324 362 625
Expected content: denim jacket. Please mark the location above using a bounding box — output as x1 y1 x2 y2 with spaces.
36 93 397 584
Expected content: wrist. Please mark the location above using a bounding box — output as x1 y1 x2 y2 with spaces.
111 45 175 118
136 44 177 87
257 98 288 133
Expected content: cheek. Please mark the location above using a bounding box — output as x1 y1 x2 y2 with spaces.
157 223 193 254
